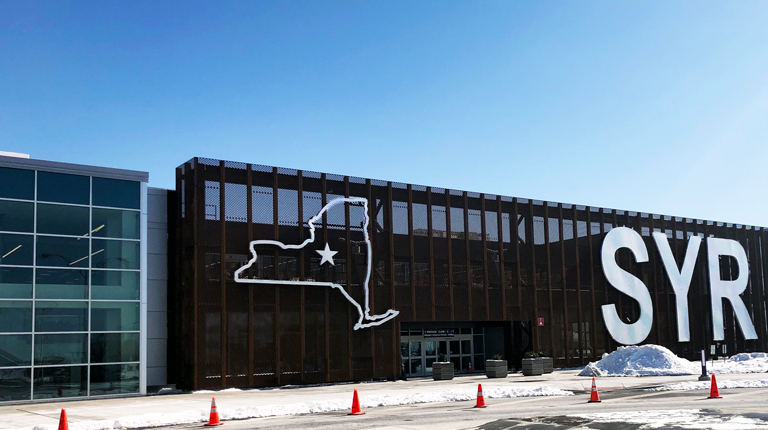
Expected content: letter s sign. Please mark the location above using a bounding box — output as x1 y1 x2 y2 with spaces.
601 227 654 345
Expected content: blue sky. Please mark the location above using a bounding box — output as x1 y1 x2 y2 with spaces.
2 1 768 226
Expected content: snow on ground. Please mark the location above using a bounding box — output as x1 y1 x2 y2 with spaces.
27 385 571 430
712 353 768 374
192 387 243 394
191 379 368 394
579 345 699 377
647 379 768 392
572 409 768 429
579 345 768 377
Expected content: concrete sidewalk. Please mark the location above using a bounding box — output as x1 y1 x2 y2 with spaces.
1 370 766 429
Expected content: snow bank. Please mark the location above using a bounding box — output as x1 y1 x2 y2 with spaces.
26 385 571 430
579 345 768 377
579 345 698 377
223 385 571 420
648 379 768 392
712 353 768 374
192 388 243 394
730 352 768 361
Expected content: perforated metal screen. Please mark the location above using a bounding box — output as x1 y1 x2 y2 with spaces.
172 157 768 390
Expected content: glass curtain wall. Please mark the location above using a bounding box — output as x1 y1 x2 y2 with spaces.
0 166 141 401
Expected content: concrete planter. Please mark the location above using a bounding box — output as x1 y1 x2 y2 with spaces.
432 362 454 380
541 357 553 374
485 359 508 378
521 358 543 376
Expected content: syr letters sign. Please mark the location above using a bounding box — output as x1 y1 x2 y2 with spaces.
601 227 758 345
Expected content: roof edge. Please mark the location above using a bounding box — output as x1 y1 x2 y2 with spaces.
0 155 149 182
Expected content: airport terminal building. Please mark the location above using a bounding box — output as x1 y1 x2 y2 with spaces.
0 156 155 402
2 154 767 400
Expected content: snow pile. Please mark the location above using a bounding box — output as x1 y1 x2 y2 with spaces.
25 385 571 430
730 352 768 361
579 345 768 377
579 345 698 377
712 353 768 374
647 379 768 392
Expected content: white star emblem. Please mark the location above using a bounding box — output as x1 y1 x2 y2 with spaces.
316 243 338 266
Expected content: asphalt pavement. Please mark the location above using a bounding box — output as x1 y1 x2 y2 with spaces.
164 386 768 429
1 370 767 429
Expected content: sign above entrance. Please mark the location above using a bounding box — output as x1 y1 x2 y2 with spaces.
424 329 455 338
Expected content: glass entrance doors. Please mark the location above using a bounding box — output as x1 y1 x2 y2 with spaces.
400 328 485 377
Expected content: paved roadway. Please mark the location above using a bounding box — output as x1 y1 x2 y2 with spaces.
3 370 767 429
164 386 768 429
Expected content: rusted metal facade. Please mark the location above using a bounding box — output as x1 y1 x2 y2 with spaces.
171 157 768 390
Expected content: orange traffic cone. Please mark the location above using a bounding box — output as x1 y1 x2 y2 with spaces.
57 409 69 430
708 374 722 399
588 377 601 403
349 389 365 415
474 384 487 408
204 397 223 426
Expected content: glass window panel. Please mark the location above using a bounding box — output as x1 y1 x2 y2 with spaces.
91 302 139 332
0 200 33 232
449 356 460 370
461 356 470 371
33 365 87 399
0 301 32 332
0 267 32 299
400 341 408 358
37 172 89 205
91 239 139 270
0 368 31 401
438 341 447 357
0 334 31 367
473 355 485 371
473 335 484 354
449 340 460 355
36 204 90 236
410 359 422 375
89 363 139 395
0 167 34 200
92 178 140 210
410 341 421 357
35 269 88 299
424 341 436 356
0 233 34 266
36 235 89 268
91 333 139 364
425 357 436 375
91 270 139 300
92 208 139 239
461 340 471 355
35 301 88 332
34 334 87 365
